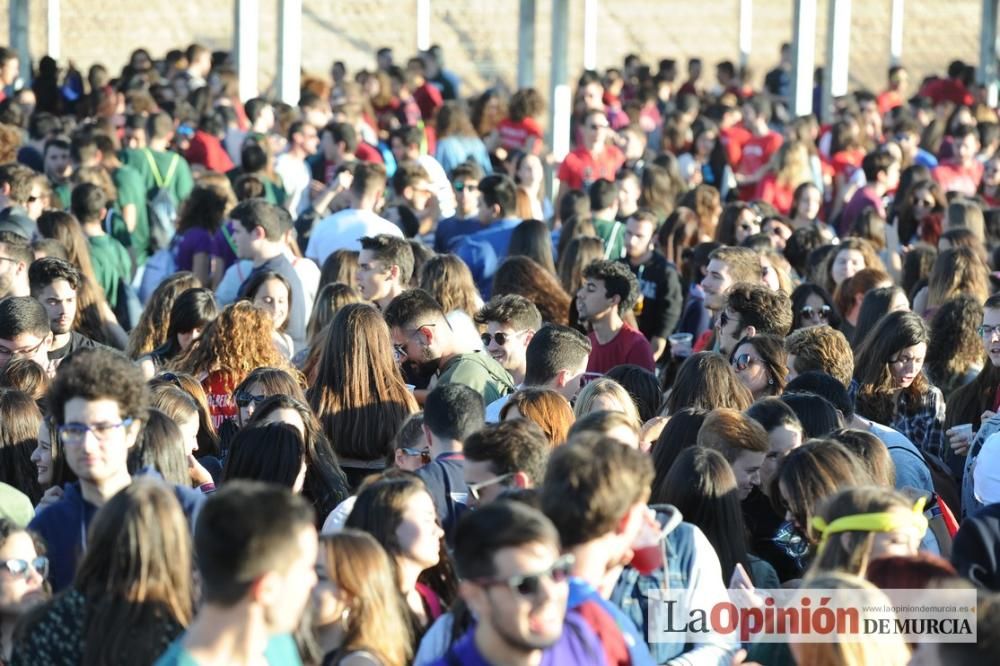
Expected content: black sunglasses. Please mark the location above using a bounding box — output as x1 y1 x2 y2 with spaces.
234 390 267 409
481 331 522 347
472 554 575 597
800 305 831 321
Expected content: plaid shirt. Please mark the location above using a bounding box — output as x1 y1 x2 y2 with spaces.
892 385 948 462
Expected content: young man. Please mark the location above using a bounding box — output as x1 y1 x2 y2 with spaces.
156 482 317 666
450 174 521 297
934 124 984 197
0 297 52 374
309 121 359 188
416 383 483 540
556 109 625 203
0 163 39 239
576 260 654 374
386 289 515 404
94 133 148 240
433 162 483 252
433 501 605 665
357 234 414 311
30 348 203 591
70 183 132 309
389 125 454 217
230 199 308 353
305 162 402 264
43 137 73 206
463 419 550 507
620 210 683 360
274 120 320 217
714 282 793 357
475 295 542 387
385 160 439 237
734 95 783 200
485 323 592 421
697 408 769 500
589 179 626 261
28 258 100 367
840 150 900 233
0 230 32 299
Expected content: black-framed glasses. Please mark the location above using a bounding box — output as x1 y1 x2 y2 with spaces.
468 472 514 502
57 419 134 446
481 330 525 347
731 353 759 373
0 557 48 579
400 447 432 465
234 391 267 409
471 554 575 597
800 305 831 321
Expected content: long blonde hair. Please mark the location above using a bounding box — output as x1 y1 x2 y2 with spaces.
573 377 641 424
773 140 814 189
319 530 414 666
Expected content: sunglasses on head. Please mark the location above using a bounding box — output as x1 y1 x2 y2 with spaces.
800 305 831 321
472 554 575 597
234 390 267 409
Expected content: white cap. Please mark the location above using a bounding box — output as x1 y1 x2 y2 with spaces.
974 432 1000 505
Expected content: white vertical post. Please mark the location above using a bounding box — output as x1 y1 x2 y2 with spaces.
739 0 753 70
416 0 431 51
822 0 851 123
583 0 598 71
981 0 999 107
235 0 259 101
549 0 571 161
890 0 904 66
277 0 302 104
518 0 536 89
9 0 30 85
47 0 60 61
790 0 817 118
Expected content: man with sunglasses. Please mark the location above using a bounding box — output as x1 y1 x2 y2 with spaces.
715 282 793 357
433 162 483 253
463 420 549 508
475 295 541 387
431 501 605 666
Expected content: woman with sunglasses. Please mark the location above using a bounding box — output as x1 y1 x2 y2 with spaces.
0 519 48 664
729 334 787 401
789 283 841 332
231 367 305 428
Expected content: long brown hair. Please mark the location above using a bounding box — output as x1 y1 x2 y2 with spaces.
418 254 481 319
946 294 1000 430
319 530 414 666
127 273 201 358
926 246 989 310
663 352 753 414
308 304 417 461
557 235 603 295
492 256 571 326
853 310 931 425
76 478 193 665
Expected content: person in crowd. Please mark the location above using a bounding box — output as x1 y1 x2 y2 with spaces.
734 95 783 199
138 287 217 378
70 183 132 312
714 282 792 358
556 109 625 205
0 389 43 506
840 150 900 233
450 174 521 297
357 234 414 312
434 101 492 176
499 388 575 448
784 324 855 386
699 246 763 341
27 258 100 369
823 237 885 296
418 253 483 326
126 272 201 360
491 256 571 327
729 334 787 400
240 270 295 358
222 423 308 491
927 295 984 400
573 376 642 424
433 163 484 253
576 260 654 373
155 482 317 665
0 231 32 301
475 295 542 388
461 419 549 509
172 182 236 288
789 283 841 333
833 267 893 341
852 285 909 349
0 519 48 662
662 352 753 415
696 408 769 501
0 297 52 377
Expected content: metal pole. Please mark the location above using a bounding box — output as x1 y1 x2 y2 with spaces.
518 0 537 88
9 0 30 86
235 0 260 101
739 0 753 71
822 0 851 123
890 0 904 66
790 0 817 118
416 0 431 51
549 0 571 161
981 0 999 107
277 0 302 104
583 0 598 71
47 0 60 61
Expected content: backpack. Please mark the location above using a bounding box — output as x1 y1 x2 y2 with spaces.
139 243 178 304
143 149 180 252
113 276 143 330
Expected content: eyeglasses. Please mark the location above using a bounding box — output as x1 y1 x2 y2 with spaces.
0 336 47 360
731 353 760 373
454 181 479 193
800 305 831 321
979 324 1000 339
468 472 514 502
400 447 432 465
481 330 526 347
234 391 267 409
57 418 134 446
0 557 48 579
471 554 575 597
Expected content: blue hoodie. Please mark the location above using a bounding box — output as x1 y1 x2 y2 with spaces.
29 471 205 592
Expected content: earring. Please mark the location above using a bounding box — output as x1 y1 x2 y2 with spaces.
768 378 774 385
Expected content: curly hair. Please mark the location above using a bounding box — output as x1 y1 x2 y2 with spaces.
176 181 236 235
126 273 201 359
47 347 150 426
926 295 985 398
580 259 639 317
171 301 292 384
492 257 571 326
784 325 855 387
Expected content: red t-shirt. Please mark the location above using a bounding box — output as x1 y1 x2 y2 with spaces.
754 173 797 215
736 131 783 199
720 125 751 168
355 141 384 164
877 89 905 115
586 323 655 375
934 161 984 197
498 117 544 154
830 148 866 179
558 145 626 192
202 370 238 429
413 82 443 122
185 130 235 174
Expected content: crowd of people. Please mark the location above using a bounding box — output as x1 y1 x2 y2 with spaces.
0 35 997 665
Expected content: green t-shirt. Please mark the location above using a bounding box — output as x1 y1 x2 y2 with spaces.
437 351 516 405
87 234 132 307
121 148 195 259
53 182 72 210
112 163 150 262
593 217 627 261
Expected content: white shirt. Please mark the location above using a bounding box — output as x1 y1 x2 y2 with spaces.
417 154 457 218
305 208 403 265
275 152 312 216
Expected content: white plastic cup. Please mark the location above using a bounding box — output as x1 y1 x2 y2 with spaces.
669 332 694 357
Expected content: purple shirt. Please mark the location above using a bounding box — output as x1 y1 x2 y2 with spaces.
174 227 214 272
839 186 884 236
211 221 239 272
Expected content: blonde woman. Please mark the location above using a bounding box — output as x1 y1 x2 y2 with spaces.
754 140 814 215
573 377 641 424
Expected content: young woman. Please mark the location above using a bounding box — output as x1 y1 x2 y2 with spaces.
852 285 910 349
729 334 787 400
0 519 48 664
172 182 236 287
138 288 218 379
556 236 604 331
240 270 295 358
832 267 892 340
650 407 709 491
344 474 455 636
653 447 779 588
314 530 415 666
713 202 760 247
927 295 984 400
127 409 192 488
677 119 735 200
513 152 551 222
853 310 947 464
418 254 483 324
754 140 813 215
507 220 557 275
150 385 217 487
308 304 418 490
499 388 575 447
829 429 897 488
13 479 193 665
491 257 571 326
789 283 841 332
148 371 221 461
914 246 990 318
894 178 946 246
231 367 306 427
222 423 308 492
789 182 824 231
0 390 43 505
296 283 363 371
434 101 492 177
662 352 752 415
822 237 885 295
126 272 201 360
573 377 642 423
319 250 359 291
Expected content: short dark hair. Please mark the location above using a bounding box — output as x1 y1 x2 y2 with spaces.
423 384 485 442
70 133 100 165
861 150 895 183
43 136 70 158
230 198 285 241
450 162 483 183
146 112 174 141
523 324 592 386
70 182 107 223
0 231 32 266
47 347 149 426
582 260 639 315
453 500 559 580
222 423 306 488
350 162 387 199
0 297 49 341
745 94 772 120
463 420 549 486
475 294 542 331
785 371 855 418
29 257 81 294
359 235 415 284
322 121 358 152
725 282 793 337
745 396 802 433
244 97 272 124
391 161 430 195
382 288 446 330
27 112 60 141
479 174 517 218
194 480 315 606
589 179 618 211
391 125 424 150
